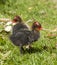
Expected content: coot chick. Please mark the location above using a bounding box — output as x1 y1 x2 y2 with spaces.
10 20 42 53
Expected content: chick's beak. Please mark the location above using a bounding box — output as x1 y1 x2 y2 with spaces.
39 27 42 30
12 20 16 23
36 27 42 31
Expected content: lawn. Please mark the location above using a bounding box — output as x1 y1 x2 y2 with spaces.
0 0 57 65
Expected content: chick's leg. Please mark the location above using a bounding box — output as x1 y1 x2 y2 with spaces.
19 45 24 54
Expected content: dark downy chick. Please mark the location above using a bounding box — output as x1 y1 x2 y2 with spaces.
12 16 29 35
4 15 26 33
10 17 42 53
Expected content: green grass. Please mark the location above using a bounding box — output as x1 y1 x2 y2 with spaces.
0 0 57 65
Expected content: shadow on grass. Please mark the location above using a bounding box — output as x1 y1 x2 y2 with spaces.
19 47 43 55
24 47 43 54
24 46 56 54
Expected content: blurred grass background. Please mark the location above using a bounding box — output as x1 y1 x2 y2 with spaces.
0 0 57 65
